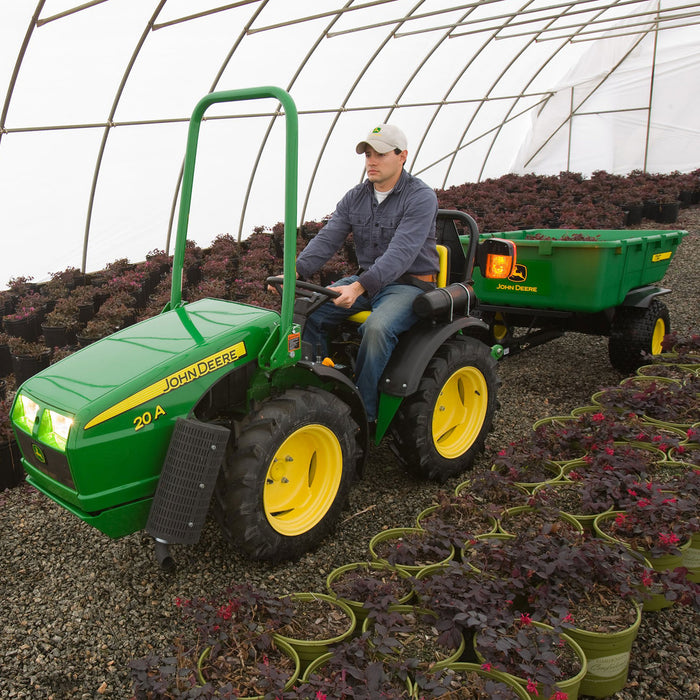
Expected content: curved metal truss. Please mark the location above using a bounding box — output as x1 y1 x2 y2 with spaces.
0 0 697 276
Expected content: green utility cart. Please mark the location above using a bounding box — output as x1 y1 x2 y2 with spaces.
466 227 687 372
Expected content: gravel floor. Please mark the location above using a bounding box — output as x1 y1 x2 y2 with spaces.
1 210 698 699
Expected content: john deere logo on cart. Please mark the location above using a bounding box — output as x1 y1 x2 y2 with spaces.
495 263 538 293
508 264 528 282
32 444 46 464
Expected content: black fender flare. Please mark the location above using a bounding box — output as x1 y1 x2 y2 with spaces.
620 285 670 309
380 317 490 398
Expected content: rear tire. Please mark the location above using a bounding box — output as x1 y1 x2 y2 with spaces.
215 388 357 561
389 336 499 481
608 298 670 374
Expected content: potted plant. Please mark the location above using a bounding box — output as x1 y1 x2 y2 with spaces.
491 441 563 491
0 396 23 490
130 582 301 698
368 526 455 574
0 331 12 377
273 592 356 669
594 484 699 570
474 615 587 700
290 634 413 698
325 560 414 622
362 603 466 670
416 488 499 546
7 337 51 384
413 662 531 699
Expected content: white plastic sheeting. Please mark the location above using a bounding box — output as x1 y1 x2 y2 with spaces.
1 0 698 289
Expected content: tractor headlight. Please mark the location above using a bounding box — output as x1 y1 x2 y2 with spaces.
40 409 74 450
12 393 41 432
12 393 74 451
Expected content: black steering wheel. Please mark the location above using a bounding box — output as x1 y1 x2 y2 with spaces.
266 276 340 318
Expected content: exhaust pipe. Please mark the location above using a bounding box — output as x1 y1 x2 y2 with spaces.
154 538 176 572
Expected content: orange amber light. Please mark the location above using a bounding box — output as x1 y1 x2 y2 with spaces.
485 253 514 279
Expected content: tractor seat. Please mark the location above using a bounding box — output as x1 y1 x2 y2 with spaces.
347 244 449 324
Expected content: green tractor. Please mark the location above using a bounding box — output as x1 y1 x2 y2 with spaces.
10 87 515 568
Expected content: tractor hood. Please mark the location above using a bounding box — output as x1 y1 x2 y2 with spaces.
11 298 280 526
19 298 278 419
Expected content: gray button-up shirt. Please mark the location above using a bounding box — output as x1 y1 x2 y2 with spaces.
296 169 439 298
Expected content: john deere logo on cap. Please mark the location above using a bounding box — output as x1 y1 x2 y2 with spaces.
32 444 46 464
372 127 381 133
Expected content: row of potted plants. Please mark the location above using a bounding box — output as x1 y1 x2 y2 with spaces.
438 169 700 231
129 335 699 698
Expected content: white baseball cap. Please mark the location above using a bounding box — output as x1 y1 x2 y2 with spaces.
355 124 408 154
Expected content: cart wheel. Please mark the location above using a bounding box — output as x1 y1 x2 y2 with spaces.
389 336 499 481
489 312 512 346
215 388 357 561
608 298 670 374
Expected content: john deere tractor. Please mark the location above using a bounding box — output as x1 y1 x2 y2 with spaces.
10 87 515 567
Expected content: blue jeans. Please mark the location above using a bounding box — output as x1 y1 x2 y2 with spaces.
303 276 424 421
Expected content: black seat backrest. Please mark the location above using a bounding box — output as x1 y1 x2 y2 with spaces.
435 215 467 284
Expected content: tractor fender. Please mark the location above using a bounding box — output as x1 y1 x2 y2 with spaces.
620 285 671 309
381 317 489 398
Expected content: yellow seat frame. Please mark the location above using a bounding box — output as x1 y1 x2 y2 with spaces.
347 244 449 324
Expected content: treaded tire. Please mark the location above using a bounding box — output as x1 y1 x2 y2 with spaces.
389 336 499 482
214 387 358 562
608 299 670 374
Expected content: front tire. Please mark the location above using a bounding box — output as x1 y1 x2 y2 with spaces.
608 298 670 374
389 336 499 481
215 388 358 561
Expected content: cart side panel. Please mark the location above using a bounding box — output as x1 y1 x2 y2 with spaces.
469 229 686 312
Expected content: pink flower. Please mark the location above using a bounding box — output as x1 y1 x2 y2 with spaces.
481 662 492 671
605 446 614 456
526 679 539 695
592 412 605 422
642 571 654 587
658 532 680 546
562 613 574 624
627 489 638 497
520 612 533 626
498 449 507 456
615 513 627 526
315 692 327 700
637 498 651 507
553 692 569 700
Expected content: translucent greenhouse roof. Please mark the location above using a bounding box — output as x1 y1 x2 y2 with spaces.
1 0 698 288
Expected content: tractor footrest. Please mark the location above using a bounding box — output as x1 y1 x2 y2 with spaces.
146 418 230 545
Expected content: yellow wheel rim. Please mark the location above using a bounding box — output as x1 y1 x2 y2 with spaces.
651 317 666 355
432 366 488 459
264 424 342 536
492 313 509 342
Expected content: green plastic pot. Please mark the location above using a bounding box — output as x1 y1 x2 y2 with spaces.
489 460 563 493
682 532 700 583
197 636 300 698
474 621 588 700
415 503 498 537
532 481 613 532
302 651 413 697
565 600 642 697
325 560 413 622
417 662 531 699
368 526 455 574
498 504 584 538
274 593 356 670
362 604 466 670
593 511 692 572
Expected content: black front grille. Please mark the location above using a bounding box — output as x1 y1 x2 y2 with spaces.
16 431 75 490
